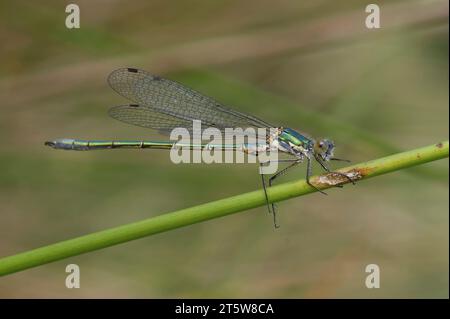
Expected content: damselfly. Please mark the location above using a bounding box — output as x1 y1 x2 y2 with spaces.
46 68 354 227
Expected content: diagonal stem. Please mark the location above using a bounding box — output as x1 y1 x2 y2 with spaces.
0 141 448 276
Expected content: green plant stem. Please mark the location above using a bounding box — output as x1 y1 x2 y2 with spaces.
0 141 448 276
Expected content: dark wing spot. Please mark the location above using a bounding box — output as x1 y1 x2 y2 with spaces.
127 68 138 73
129 104 139 107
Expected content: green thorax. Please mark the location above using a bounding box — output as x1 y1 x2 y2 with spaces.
279 128 313 149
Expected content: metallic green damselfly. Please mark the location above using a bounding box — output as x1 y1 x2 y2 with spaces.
46 68 354 227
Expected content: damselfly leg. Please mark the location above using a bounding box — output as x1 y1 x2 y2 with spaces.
260 159 301 228
330 158 351 163
306 157 328 194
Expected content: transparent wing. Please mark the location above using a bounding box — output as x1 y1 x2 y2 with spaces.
107 68 274 131
109 104 267 142
109 104 193 133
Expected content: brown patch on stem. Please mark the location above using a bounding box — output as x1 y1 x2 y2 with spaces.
312 167 372 187
436 142 443 149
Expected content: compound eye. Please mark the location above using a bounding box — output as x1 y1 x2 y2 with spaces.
319 141 324 148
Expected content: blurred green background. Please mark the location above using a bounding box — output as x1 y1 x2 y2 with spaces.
0 0 448 298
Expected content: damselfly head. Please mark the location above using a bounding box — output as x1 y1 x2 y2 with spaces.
314 138 335 161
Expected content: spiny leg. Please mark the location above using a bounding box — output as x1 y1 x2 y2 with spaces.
321 158 344 188
306 157 328 195
259 162 272 217
268 160 302 228
330 157 351 163
259 159 298 228
328 158 353 186
260 159 298 211
268 160 301 186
